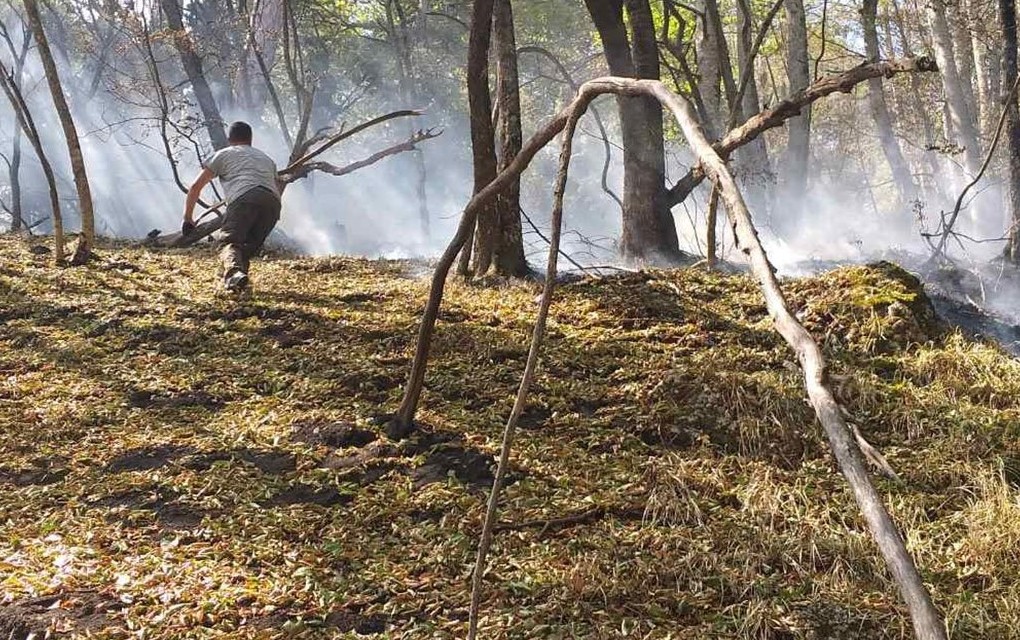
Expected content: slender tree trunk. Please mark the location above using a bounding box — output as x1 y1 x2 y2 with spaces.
861 0 916 209
584 0 680 265
160 0 228 150
0 57 64 262
927 0 982 174
779 0 811 228
24 0 94 261
465 0 499 276
969 0 995 139
734 0 774 214
697 0 724 138
388 0 430 238
1002 0 1020 262
489 0 527 276
2 21 30 231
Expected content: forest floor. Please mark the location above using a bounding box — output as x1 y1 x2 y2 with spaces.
1 234 1019 639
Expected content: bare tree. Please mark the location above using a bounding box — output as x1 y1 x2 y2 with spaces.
1002 0 1020 262
777 0 811 227
0 40 63 261
23 0 94 263
0 10 28 230
160 0 228 150
861 0 916 208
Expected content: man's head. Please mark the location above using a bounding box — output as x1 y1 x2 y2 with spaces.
227 121 253 146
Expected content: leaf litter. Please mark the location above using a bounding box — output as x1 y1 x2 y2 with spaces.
1 237 1019 638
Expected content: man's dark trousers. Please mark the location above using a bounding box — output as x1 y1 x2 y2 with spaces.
219 186 281 278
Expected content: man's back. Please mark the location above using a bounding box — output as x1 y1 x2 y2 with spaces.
205 145 279 203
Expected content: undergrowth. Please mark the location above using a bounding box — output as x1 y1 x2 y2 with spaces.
1 236 1018 639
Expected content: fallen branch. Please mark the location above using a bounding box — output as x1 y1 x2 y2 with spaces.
665 56 939 207
644 78 946 639
147 126 439 249
283 109 424 173
398 76 945 640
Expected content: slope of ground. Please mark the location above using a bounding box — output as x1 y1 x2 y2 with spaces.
1 235 1019 639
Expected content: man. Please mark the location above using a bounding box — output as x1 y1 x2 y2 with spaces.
182 121 281 293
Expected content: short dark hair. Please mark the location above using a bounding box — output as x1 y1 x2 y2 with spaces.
227 121 253 144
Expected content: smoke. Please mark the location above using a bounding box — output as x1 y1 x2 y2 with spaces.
0 3 1014 285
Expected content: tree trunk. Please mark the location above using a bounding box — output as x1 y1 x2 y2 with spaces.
489 0 528 276
778 0 811 229
160 0 228 150
970 0 996 139
0 56 64 263
24 0 94 260
927 0 982 174
2 21 30 232
584 0 681 265
1002 0 1020 262
861 0 916 209
465 0 499 276
697 0 724 137
734 0 774 213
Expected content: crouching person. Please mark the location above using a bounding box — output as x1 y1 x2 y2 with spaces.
182 121 281 293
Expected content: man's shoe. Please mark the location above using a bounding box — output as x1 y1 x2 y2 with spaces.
224 271 250 292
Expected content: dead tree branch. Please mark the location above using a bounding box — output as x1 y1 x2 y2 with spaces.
666 56 939 207
924 73 1020 264
146 112 432 248
389 76 946 639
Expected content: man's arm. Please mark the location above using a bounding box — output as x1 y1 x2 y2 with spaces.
184 167 216 225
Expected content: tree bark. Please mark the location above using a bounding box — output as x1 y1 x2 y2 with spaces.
160 0 228 150
779 0 811 227
861 0 917 208
488 0 528 276
927 0 982 174
697 0 724 137
733 0 775 213
24 0 94 261
465 0 499 276
1002 0 1020 263
584 0 681 265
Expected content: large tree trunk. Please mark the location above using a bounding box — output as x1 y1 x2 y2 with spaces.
24 0 94 261
160 0 228 150
861 0 916 209
778 0 811 228
488 0 528 276
1002 0 1020 263
464 0 499 276
584 0 681 265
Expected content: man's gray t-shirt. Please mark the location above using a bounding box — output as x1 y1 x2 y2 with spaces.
205 145 279 204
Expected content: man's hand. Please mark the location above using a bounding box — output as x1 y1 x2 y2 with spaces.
181 219 197 236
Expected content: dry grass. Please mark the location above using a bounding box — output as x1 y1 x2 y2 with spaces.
0 236 1018 638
